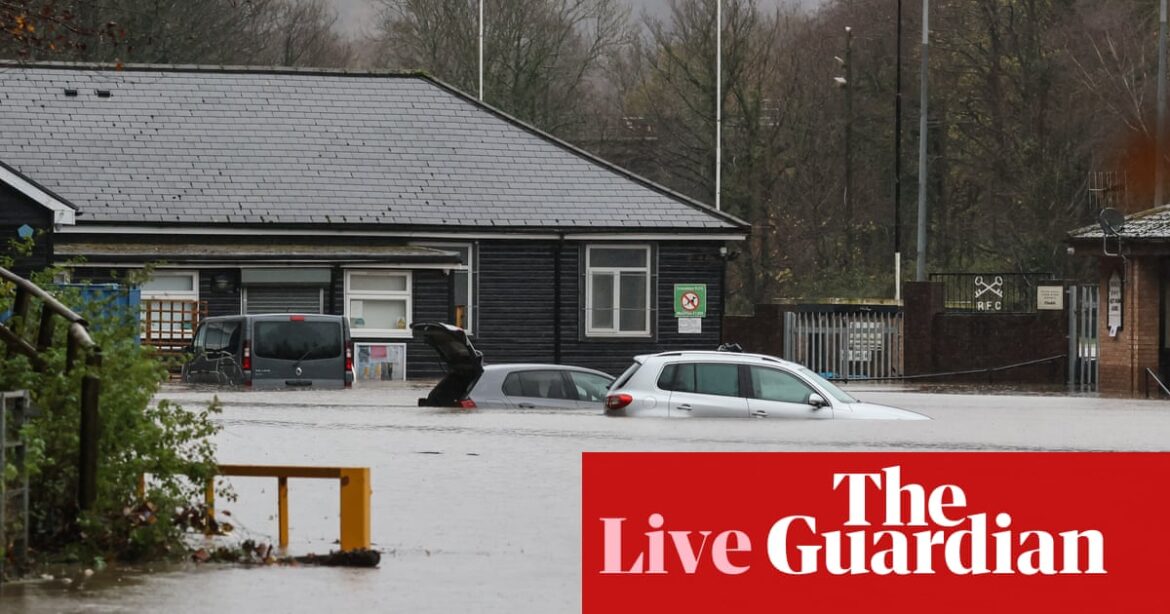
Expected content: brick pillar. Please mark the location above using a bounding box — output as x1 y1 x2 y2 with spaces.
903 281 945 376
1098 257 1161 396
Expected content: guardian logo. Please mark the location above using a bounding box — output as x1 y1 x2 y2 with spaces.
583 453 1170 613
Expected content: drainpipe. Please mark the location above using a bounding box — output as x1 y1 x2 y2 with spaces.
719 245 728 344
553 234 564 364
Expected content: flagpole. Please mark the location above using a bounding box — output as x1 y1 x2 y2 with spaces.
478 0 484 101
915 0 929 281
715 0 722 211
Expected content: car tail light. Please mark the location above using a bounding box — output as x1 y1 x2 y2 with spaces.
289 315 305 321
345 342 354 372
459 399 477 409
605 393 633 410
242 339 251 371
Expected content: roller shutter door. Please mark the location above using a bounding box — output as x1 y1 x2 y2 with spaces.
243 286 324 314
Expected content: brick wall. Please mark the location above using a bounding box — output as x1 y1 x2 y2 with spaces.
1097 257 1161 396
903 281 1067 384
722 304 785 355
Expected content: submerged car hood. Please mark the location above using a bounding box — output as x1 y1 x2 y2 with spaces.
836 401 931 420
411 322 484 406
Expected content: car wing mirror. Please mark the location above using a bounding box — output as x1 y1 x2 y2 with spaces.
807 393 829 409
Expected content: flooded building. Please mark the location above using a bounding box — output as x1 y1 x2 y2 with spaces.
1069 205 1170 396
0 64 747 378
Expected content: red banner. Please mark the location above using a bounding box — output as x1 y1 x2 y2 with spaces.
582 452 1170 613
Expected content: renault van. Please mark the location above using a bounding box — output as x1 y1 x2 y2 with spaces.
182 314 353 388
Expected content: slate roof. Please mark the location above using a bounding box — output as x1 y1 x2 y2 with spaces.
0 63 745 232
1069 205 1170 240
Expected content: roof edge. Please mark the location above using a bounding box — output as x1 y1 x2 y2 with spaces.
0 160 77 225
417 74 750 231
1 60 749 231
0 59 425 79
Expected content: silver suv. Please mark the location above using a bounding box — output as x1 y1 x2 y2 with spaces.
605 351 928 420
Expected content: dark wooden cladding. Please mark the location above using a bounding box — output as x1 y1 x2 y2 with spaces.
1 184 53 274
404 269 452 378
468 240 724 376
37 238 729 379
200 269 241 317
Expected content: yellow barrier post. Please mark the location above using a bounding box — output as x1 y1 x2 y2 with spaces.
338 468 371 551
204 476 215 536
278 476 289 548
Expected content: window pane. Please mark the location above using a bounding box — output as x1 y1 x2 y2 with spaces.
751 367 813 403
350 274 407 293
350 298 407 331
590 273 614 329
619 272 647 332
253 322 341 360
590 248 647 268
657 363 695 392
454 270 469 305
508 371 571 400
695 363 739 397
142 274 194 293
570 372 614 402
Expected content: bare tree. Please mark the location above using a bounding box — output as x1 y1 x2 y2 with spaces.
370 0 631 135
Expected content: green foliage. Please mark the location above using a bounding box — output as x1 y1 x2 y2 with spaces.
1 240 219 563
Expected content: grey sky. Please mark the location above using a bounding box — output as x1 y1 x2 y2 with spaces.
328 0 825 37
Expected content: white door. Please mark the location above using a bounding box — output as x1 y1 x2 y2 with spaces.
663 362 748 418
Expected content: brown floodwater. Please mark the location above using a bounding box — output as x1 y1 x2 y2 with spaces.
2 382 1168 612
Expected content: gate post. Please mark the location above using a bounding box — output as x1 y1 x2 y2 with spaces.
1068 285 1078 387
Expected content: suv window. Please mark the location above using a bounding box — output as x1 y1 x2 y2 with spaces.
502 370 572 400
750 367 814 403
253 321 341 360
569 371 613 402
204 321 241 354
658 363 739 397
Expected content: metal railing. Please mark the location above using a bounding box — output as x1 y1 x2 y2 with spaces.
930 273 1056 313
783 310 904 381
0 266 102 511
1068 284 1099 392
1145 368 1170 399
1 391 33 579
142 464 372 552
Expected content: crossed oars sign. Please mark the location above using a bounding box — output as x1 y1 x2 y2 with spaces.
974 275 1004 299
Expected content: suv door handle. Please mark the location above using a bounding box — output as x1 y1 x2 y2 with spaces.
677 404 693 411
750 409 767 418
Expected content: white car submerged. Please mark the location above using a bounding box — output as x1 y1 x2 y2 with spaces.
604 351 928 420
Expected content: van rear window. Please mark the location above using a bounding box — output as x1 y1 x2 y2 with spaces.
253 321 341 360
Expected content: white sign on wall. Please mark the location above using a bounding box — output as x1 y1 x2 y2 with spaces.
678 318 702 334
1036 286 1064 311
1107 271 1123 337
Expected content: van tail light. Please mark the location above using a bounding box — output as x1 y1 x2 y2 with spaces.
345 342 354 372
459 399 477 409
242 339 252 371
605 393 633 410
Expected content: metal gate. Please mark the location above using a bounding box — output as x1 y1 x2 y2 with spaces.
1067 284 1099 392
783 310 904 381
1 390 32 580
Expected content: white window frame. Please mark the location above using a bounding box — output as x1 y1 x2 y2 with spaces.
585 244 652 338
138 270 200 342
345 270 413 338
140 270 199 299
414 242 475 333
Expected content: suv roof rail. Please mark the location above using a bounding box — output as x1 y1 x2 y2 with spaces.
652 350 789 364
